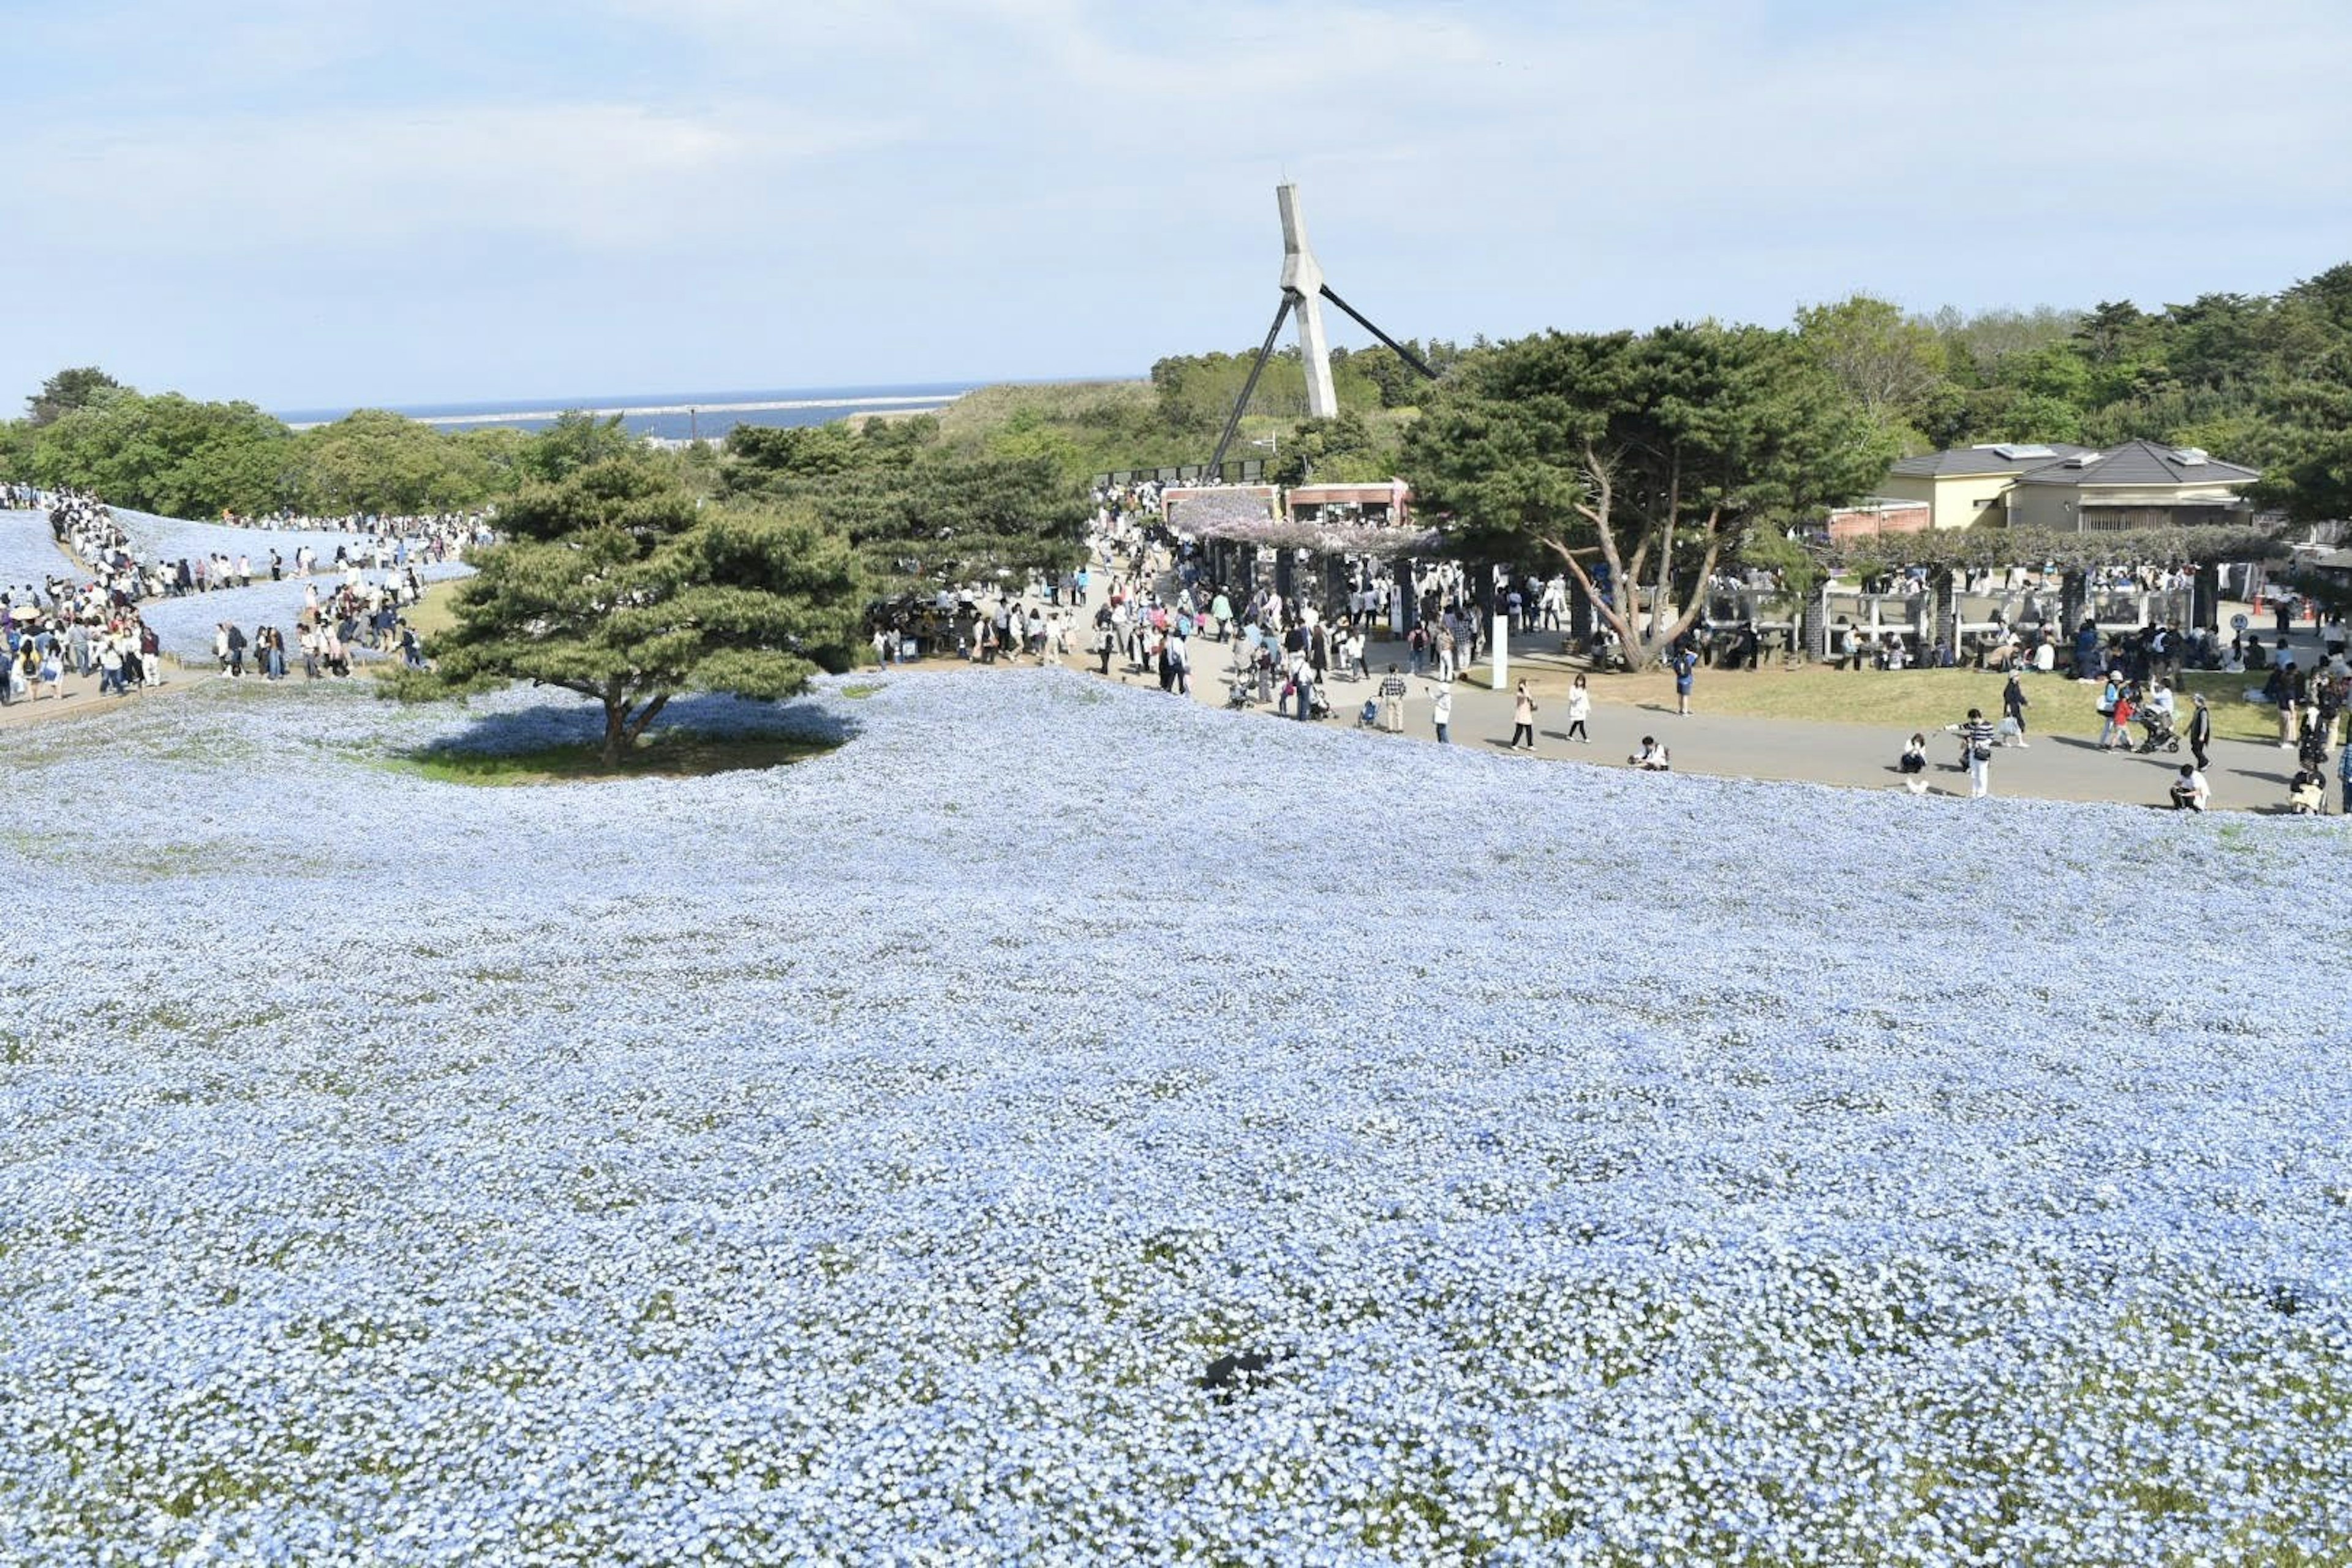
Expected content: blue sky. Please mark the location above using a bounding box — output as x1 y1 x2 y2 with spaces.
6 0 2350 412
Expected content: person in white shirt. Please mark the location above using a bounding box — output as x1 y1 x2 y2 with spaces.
2169 764 2210 812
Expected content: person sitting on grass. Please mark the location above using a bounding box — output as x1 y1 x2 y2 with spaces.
2169 764 2209 813
1629 736 1672 771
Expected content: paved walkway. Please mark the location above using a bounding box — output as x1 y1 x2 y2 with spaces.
1074 631 2340 816
0 663 194 731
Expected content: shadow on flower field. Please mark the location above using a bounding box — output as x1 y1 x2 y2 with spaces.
395 692 857 784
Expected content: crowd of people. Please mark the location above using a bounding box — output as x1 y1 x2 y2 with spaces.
216 506 493 545
2 600 163 704
206 569 436 682
30 486 481 612
0 483 457 707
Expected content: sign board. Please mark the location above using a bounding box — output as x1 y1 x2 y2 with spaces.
2231 613 2250 631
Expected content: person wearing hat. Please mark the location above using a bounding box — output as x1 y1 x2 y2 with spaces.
2187 690 2212 771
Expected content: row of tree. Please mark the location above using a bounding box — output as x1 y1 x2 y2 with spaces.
3 369 657 518
1790 268 2352 522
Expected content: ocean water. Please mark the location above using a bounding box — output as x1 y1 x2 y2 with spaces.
276 383 981 442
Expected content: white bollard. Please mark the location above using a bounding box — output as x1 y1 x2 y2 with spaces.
1491 609 1510 690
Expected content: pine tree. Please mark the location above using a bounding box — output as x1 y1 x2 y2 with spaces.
409 459 862 766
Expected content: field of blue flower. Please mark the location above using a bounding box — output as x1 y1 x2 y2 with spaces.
0 506 74 593
1 669 2346 1564
138 562 473 660
0 504 472 657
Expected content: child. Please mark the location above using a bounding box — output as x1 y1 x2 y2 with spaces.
2106 687 2137 751
1898 733 1930 794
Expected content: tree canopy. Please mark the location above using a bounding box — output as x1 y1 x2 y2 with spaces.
401 460 862 765
1403 322 1890 664
26 366 125 428
725 418 1090 594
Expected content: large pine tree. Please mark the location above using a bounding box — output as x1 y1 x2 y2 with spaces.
411 459 862 765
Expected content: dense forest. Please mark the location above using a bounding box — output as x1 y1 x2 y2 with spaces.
9 261 2350 529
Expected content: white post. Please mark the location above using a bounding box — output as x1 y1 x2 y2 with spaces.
1491 609 1510 690
1276 184 1340 421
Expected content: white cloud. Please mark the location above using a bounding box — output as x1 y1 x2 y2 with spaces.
19 100 914 254
6 0 2350 402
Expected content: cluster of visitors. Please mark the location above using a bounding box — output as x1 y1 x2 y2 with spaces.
217 507 492 546
1 594 162 703
208 580 428 683
33 485 480 611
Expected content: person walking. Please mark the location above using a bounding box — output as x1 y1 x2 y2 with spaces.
1430 683 1452 744
2095 672 2124 749
2002 671 2029 747
1947 707 1997 798
1507 679 1537 751
1670 646 1698 716
2108 685 2137 752
2187 691 2212 771
1565 673 1592 744
1377 665 1408 733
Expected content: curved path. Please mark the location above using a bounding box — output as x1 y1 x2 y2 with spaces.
1074 627 2339 816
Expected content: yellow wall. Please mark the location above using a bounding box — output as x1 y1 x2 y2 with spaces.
1880 472 2017 530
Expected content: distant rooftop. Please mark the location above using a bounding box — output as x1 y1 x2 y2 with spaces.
2012 439 2262 488
1889 442 2097 478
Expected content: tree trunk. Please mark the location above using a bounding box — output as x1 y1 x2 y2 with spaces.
601 701 628 769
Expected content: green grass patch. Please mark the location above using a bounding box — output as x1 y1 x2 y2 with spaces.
390 730 837 786
1569 665 2279 742
840 682 884 699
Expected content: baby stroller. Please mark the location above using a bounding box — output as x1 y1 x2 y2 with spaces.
2133 708 2181 754
1226 671 1252 710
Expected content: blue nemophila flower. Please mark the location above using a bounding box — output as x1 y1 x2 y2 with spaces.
0 660 2346 1563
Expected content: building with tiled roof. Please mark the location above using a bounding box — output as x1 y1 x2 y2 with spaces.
2007 440 2262 532
1874 440 2261 533
1877 443 2097 530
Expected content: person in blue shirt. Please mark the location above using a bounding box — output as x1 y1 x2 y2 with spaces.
1670 646 1698 716
2074 618 2103 680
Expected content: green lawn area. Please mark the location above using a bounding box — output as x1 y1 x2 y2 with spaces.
1570 665 2281 743
402 587 458 643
